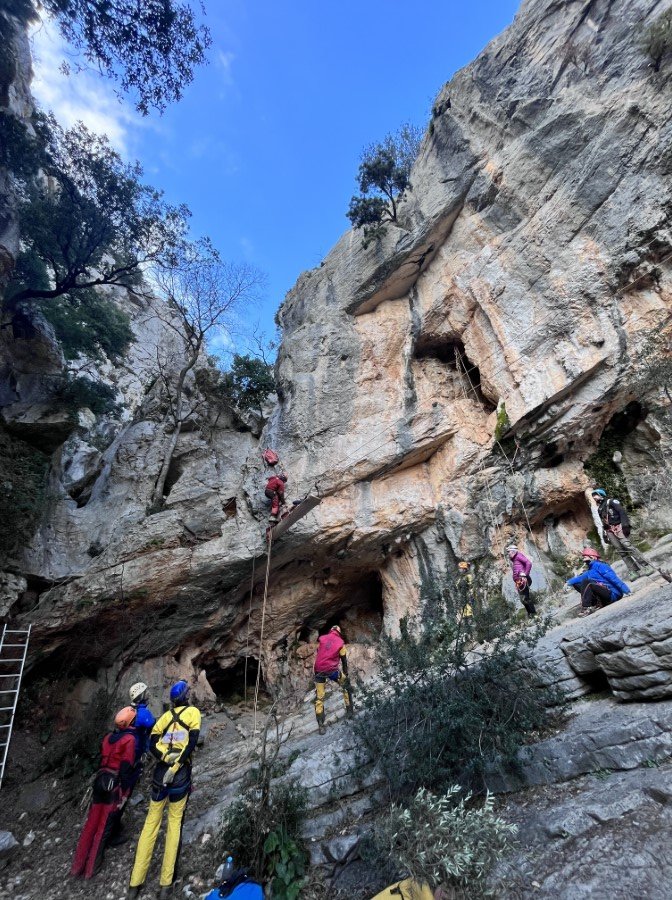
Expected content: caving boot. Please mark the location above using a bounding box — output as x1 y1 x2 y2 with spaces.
159 887 173 899
316 711 326 735
127 887 142 899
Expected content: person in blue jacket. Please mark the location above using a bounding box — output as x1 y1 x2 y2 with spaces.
566 547 631 618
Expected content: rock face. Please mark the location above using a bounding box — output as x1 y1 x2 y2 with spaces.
2 0 671 711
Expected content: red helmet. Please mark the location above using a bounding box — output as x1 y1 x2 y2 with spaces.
582 548 600 560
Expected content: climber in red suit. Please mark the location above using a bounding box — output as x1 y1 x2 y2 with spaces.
265 472 288 523
71 707 138 879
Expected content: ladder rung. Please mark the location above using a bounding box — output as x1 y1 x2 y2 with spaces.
4 630 30 634
2 644 28 648
0 725 11 729
0 689 18 693
0 659 23 663
0 707 14 712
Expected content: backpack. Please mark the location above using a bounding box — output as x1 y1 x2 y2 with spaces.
205 872 263 899
262 449 279 466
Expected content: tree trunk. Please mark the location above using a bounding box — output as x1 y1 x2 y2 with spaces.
151 420 182 507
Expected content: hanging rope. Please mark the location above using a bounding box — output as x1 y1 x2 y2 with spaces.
243 550 257 706
253 528 273 736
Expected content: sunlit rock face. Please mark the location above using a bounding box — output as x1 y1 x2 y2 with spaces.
4 0 672 705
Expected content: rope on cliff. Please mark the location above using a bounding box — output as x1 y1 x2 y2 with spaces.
253 528 273 735
243 550 257 706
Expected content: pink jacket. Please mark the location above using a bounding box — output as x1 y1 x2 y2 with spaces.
509 551 532 581
314 632 345 673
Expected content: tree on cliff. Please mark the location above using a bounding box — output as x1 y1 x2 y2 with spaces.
0 0 211 115
347 123 422 247
149 240 264 507
2 114 189 357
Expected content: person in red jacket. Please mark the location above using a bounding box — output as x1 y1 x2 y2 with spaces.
265 472 288 523
313 625 353 734
71 707 138 879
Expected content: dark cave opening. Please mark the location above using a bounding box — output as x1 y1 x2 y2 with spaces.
163 455 186 497
202 657 267 703
539 441 565 468
315 571 385 642
608 401 647 437
576 666 611 696
414 336 496 411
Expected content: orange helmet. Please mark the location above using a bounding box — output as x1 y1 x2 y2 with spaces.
458 561 470 571
115 706 137 729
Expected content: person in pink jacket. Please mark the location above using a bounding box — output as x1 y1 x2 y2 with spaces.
506 545 536 617
313 626 353 734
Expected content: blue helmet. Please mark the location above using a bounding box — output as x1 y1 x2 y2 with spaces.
170 680 190 703
592 488 607 498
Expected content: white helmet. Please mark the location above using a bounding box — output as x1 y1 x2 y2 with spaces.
506 545 518 554
129 682 148 703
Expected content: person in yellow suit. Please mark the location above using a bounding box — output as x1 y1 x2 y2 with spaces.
371 878 437 899
128 680 201 899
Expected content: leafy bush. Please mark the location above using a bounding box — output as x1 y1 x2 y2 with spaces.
354 596 557 800
196 353 275 413
39 290 134 361
218 780 307 897
643 9 672 71
55 375 119 417
218 714 307 897
362 786 517 898
0 425 49 565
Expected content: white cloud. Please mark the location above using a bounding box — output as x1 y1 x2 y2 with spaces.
216 50 236 87
29 18 140 154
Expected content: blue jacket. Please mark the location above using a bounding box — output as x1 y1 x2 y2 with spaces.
566 560 631 603
134 703 156 756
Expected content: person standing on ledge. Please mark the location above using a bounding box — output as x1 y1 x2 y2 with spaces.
591 488 658 579
313 625 353 734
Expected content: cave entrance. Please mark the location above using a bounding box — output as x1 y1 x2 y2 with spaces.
202 657 267 704
413 336 496 411
316 571 384 643
585 401 649 501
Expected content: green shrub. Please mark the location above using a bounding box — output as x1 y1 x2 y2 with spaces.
584 428 632 508
362 786 517 897
218 780 307 896
0 425 49 565
196 353 275 413
54 374 119 416
39 289 134 361
643 9 672 71
493 401 511 443
354 598 557 800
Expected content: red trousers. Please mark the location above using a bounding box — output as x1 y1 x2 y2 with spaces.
71 794 119 878
265 488 283 515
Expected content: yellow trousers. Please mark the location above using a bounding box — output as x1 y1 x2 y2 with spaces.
314 672 351 716
129 793 188 888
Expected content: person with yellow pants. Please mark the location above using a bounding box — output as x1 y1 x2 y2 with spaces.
314 625 353 735
128 680 201 899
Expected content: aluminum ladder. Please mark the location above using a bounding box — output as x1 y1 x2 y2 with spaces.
0 624 31 788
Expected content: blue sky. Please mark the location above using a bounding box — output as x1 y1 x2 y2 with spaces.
31 0 520 349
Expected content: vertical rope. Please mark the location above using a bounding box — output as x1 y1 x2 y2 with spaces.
243 551 257 706
253 529 273 735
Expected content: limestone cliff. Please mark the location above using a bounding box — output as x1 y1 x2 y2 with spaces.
3 1 672 897
3 0 671 710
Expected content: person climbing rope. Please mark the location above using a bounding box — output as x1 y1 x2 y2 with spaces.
70 707 138 879
313 625 353 734
565 547 631 617
128 680 201 900
590 488 662 580
457 561 475 628
265 471 288 524
506 545 536 616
